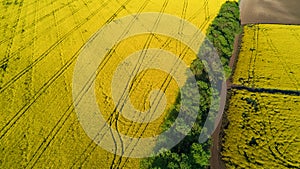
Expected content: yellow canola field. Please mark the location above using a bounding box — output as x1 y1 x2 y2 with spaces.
223 23 300 168
0 0 230 168
222 89 300 169
233 24 300 91
95 34 195 139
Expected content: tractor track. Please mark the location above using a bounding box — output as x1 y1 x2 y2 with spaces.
0 0 94 66
1 0 219 168
0 0 115 140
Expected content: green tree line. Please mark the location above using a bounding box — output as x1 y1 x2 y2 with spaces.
141 1 241 168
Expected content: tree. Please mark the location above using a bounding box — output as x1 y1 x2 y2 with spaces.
141 1 241 168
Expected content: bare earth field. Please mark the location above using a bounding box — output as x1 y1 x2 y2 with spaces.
240 0 300 25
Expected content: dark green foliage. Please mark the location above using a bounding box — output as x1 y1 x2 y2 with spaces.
141 142 210 169
141 1 241 169
206 1 242 67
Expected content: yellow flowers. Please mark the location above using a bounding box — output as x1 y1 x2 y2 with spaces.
222 89 300 168
222 24 300 168
233 24 300 91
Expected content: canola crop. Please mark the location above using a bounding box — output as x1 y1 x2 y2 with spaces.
222 89 300 168
233 24 300 91
222 24 300 168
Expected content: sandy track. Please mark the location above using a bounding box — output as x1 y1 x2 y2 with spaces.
240 0 300 25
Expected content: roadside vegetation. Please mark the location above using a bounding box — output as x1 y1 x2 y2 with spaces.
141 1 241 168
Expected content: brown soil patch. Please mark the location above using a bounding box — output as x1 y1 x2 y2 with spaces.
240 0 300 25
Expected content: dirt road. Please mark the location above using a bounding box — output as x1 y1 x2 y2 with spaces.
210 34 242 169
240 0 300 25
